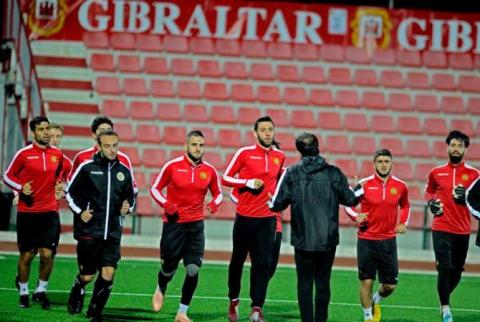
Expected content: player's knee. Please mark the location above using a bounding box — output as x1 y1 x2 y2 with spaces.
383 284 396 292
101 267 116 281
185 263 200 277
39 248 53 259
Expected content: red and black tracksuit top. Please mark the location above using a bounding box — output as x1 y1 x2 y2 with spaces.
3 143 64 213
222 144 285 218
345 174 410 240
425 162 479 235
150 156 223 223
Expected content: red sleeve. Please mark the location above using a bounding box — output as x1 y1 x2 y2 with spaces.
3 151 24 191
399 185 411 225
222 149 248 188
150 162 172 207
68 154 81 181
62 156 73 182
208 168 223 206
424 170 437 201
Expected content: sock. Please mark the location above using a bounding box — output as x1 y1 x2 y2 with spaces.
363 307 373 320
19 282 29 295
89 276 113 316
178 303 189 314
373 291 383 304
36 279 48 293
180 274 199 306
158 270 174 294
442 306 451 317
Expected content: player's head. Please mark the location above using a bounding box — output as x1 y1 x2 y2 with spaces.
97 130 119 160
49 122 64 147
91 116 113 140
373 148 393 178
29 116 50 146
446 130 469 164
253 116 275 148
295 132 319 157
185 130 205 164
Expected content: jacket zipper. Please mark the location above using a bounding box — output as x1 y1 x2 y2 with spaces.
191 166 195 183
265 151 269 172
104 163 112 240
42 151 46 171
382 182 386 200
453 167 456 186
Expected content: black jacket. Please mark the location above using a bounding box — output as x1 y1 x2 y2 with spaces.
269 155 360 251
67 153 135 241
466 177 480 247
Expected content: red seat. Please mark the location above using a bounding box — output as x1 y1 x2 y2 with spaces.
379 138 404 156
118 55 141 73
114 123 134 142
266 108 289 127
197 60 221 78
277 65 299 82
83 32 108 48
123 78 147 96
267 42 292 59
415 163 436 182
458 75 480 93
251 63 274 80
211 105 235 124
215 39 241 56
102 99 127 117
218 129 242 147
224 62 248 79
135 195 155 217
325 136 349 154
204 152 224 171
389 93 412 111
136 34 162 52
189 38 214 54
96 76 121 95
407 72 430 89
171 58 195 75
450 119 474 137
329 67 352 85
393 162 414 180
422 51 447 68
90 54 114 71
407 140 431 158
335 159 357 178
354 69 378 87
291 110 316 128
432 140 446 158
184 104 208 122
337 90 360 108
120 147 140 166
237 107 261 125
177 81 201 99
231 84 255 102
467 143 480 160
372 49 395 65
241 40 266 58
257 85 281 103
195 128 215 145
293 44 319 60
136 125 161 143
362 92 386 110
318 112 341 130
423 118 448 136
414 95 439 112
169 150 184 160
396 116 422 134
380 70 405 88
359 160 373 177
467 98 480 115
432 74 456 91
310 89 334 106
142 149 167 168
301 66 325 83
371 115 394 133
345 46 370 64
204 82 229 100
129 101 154 119
150 80 175 97
396 50 421 67
284 87 308 105
321 45 345 62
352 136 375 155
134 171 147 191
163 126 186 145
449 53 473 70
274 132 296 151
110 33 135 50
157 103 181 121
344 113 369 132
284 156 299 167
408 210 426 229
440 96 464 113
144 57 168 74
163 35 188 53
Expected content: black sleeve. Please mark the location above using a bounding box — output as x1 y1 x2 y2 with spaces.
269 169 291 212
332 167 359 207
122 171 136 212
66 166 89 215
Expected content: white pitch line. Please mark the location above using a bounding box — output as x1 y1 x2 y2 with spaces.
1 287 479 313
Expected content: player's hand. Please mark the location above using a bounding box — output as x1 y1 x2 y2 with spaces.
428 199 444 216
453 184 466 204
55 180 64 200
80 209 94 223
246 179 264 190
206 201 218 214
395 223 407 234
355 212 368 224
22 181 33 195
120 200 130 215
166 212 179 223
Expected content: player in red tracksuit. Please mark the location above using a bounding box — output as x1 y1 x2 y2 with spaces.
150 130 222 322
424 130 479 322
222 116 285 322
345 149 410 322
3 116 64 310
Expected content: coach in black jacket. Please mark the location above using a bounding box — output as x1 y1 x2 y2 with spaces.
66 130 135 322
269 132 363 322
466 177 480 247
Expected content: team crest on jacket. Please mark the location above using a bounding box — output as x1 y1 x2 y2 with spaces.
50 155 58 163
390 187 397 195
273 158 280 165
199 171 208 180
462 174 469 181
117 172 125 181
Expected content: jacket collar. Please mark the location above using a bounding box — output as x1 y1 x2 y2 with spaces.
183 155 203 167
448 161 465 169
255 143 272 153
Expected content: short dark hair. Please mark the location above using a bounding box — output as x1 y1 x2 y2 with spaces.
29 116 49 131
97 129 119 145
187 130 204 139
445 130 470 148
91 116 113 134
254 116 275 131
295 132 319 157
373 148 393 161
